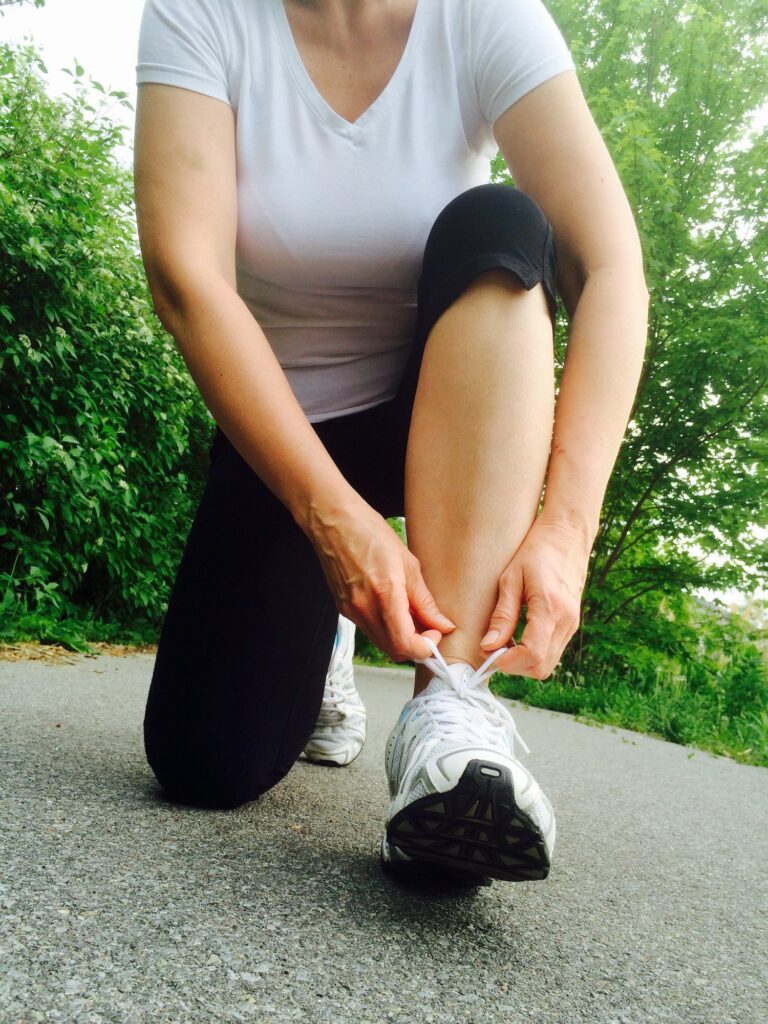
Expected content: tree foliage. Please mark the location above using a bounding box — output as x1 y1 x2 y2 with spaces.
0 41 213 645
0 1 46 11
494 0 768 675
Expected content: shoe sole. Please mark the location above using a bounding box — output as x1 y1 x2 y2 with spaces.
301 739 365 767
380 834 493 887
385 759 550 882
304 756 348 767
303 753 355 767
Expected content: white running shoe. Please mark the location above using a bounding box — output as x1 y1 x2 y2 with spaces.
303 614 367 767
380 637 555 884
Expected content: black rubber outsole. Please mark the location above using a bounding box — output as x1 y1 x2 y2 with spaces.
384 759 550 883
302 756 347 768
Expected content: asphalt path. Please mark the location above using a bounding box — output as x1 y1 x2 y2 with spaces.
1 652 766 1024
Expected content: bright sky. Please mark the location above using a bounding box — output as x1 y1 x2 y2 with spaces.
0 0 143 168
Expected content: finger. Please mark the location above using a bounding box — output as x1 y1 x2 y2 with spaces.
480 566 524 649
494 595 556 678
546 604 581 673
338 598 378 649
407 567 456 633
543 630 570 678
378 584 435 661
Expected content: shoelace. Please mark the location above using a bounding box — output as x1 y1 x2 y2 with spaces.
413 635 531 756
316 667 352 725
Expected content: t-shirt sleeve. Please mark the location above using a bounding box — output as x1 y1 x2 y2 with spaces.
471 0 577 127
135 0 231 105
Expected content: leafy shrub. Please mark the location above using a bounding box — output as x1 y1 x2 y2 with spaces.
0 41 213 641
492 594 768 766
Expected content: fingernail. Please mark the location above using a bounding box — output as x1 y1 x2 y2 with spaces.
481 630 500 645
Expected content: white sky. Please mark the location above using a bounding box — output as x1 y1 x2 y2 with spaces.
0 0 143 168
2 0 765 613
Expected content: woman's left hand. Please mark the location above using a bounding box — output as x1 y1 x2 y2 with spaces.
479 517 592 679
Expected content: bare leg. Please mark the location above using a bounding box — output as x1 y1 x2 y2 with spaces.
405 269 555 697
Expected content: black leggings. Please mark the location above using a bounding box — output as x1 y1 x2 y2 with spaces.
143 183 560 809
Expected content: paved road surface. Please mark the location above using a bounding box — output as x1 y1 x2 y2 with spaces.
1 653 766 1024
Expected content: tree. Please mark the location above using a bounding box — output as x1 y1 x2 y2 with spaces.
493 0 768 674
0 41 213 643
0 1 46 13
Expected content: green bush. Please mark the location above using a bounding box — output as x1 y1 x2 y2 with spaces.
492 594 768 766
0 41 213 645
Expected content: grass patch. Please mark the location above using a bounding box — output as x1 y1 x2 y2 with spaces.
353 632 412 670
353 653 411 670
0 611 160 656
352 636 767 768
490 671 767 768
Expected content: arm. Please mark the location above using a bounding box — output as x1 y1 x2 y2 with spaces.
479 69 650 674
133 82 455 658
494 69 650 550
134 83 358 531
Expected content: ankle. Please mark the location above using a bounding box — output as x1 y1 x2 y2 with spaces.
412 652 489 698
431 623 490 663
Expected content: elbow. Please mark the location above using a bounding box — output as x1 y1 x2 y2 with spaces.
141 257 184 328
143 260 229 331
637 277 652 308
585 264 650 299
634 268 651 300
557 255 649 321
561 265 650 325
149 288 179 332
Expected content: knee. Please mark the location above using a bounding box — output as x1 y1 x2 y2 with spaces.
453 182 547 224
418 183 557 328
150 759 275 811
423 184 549 266
145 733 284 810
161 772 270 811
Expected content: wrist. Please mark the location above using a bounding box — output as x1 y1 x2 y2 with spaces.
536 505 598 553
292 483 369 539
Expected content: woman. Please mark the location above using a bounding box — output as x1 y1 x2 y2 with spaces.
133 0 649 885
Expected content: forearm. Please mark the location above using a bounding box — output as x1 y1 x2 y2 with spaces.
539 268 650 547
154 275 360 533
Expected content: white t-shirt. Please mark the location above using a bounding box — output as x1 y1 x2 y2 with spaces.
136 0 576 422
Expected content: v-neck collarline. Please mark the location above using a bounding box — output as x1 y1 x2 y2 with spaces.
272 0 425 139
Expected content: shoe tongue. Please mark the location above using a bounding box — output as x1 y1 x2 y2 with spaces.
423 662 474 696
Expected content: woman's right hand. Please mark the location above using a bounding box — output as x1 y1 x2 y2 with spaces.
302 496 456 663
